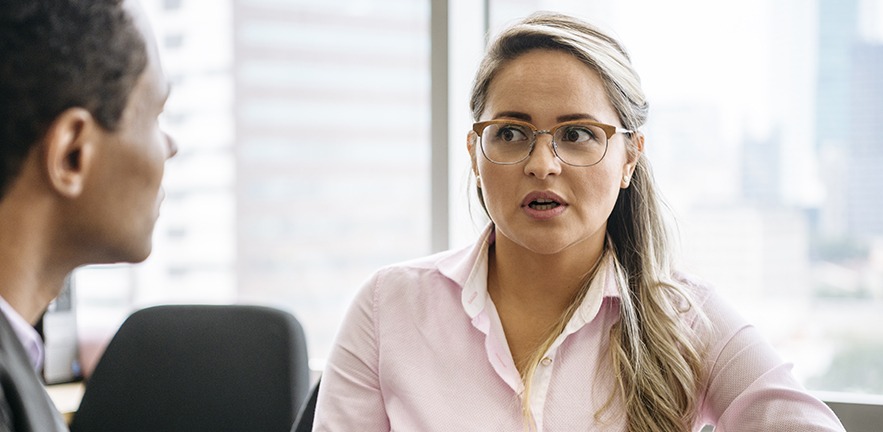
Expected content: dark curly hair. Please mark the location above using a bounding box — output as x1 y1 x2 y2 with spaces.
0 0 148 196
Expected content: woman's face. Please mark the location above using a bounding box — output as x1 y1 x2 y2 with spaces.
468 49 642 258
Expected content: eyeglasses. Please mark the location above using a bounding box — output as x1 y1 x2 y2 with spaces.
472 119 633 166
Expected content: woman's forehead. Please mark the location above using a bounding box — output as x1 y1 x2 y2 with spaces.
483 50 617 124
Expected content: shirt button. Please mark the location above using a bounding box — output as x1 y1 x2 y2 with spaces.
541 357 553 366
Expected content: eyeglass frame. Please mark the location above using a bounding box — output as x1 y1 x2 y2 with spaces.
471 119 634 167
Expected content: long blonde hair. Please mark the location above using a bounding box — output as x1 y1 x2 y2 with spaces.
470 12 708 431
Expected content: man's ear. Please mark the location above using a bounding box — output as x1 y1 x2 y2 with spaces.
42 108 99 198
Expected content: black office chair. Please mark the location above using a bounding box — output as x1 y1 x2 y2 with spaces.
70 304 310 432
825 398 883 432
291 378 320 432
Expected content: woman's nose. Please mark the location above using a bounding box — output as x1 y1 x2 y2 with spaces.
523 134 562 179
164 133 178 159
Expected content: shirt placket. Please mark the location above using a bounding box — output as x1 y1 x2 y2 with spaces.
461 236 525 395
528 264 611 431
527 345 557 431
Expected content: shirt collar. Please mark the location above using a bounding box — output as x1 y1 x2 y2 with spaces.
565 253 621 333
437 223 494 289
0 295 45 371
439 223 622 321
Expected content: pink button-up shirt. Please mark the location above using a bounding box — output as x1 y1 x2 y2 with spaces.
314 225 845 431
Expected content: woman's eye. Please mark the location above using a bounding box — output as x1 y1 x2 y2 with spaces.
561 127 596 143
498 126 528 142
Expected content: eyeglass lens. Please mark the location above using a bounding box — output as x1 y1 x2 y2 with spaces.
480 122 608 166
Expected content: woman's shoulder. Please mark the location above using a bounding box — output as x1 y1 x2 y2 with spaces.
671 269 756 345
373 245 468 279
350 246 475 328
363 243 476 298
672 270 715 298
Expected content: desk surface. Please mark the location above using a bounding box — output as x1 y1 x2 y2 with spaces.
46 382 84 425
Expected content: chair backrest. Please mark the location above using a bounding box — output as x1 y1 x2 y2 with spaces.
70 304 310 432
825 400 883 432
291 378 320 432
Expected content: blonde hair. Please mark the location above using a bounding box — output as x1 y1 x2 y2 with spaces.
470 12 708 431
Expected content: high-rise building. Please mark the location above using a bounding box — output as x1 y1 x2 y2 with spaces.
231 0 431 358
846 42 883 237
741 131 783 207
815 0 856 239
815 0 883 239
815 0 857 152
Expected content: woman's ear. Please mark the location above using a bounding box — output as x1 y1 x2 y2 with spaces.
467 130 479 176
621 132 644 189
42 108 99 198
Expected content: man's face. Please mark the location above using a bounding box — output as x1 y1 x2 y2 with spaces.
70 1 177 263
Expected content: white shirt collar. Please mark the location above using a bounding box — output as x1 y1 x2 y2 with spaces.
0 295 45 371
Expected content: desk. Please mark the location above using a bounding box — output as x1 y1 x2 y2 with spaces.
46 382 84 425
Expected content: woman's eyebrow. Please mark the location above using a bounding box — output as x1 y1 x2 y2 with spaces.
557 113 601 123
492 111 532 121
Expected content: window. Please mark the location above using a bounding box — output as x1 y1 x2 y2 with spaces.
75 0 883 401
481 0 883 396
76 0 430 374
163 33 184 49
163 0 182 11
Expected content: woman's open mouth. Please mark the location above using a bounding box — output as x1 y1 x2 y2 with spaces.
528 198 561 211
522 192 567 219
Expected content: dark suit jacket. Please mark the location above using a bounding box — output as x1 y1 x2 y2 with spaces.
0 311 67 431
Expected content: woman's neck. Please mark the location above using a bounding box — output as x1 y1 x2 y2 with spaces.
486 231 606 374
487 232 605 316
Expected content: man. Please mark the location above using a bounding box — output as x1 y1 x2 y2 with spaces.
0 0 176 429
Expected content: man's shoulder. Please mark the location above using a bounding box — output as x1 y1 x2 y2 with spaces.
0 313 21 365
0 318 68 431
0 311 37 387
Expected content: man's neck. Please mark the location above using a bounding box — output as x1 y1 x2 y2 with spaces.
0 243 69 324
0 190 71 324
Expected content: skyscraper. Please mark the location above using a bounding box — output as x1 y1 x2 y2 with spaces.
816 0 883 239
816 0 857 152
847 42 883 237
231 0 432 358
815 0 866 240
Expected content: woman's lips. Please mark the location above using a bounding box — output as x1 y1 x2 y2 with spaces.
521 191 568 220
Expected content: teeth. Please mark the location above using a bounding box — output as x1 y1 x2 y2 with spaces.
529 200 559 210
533 203 557 210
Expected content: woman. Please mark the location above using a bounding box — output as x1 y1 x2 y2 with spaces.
313 12 845 431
